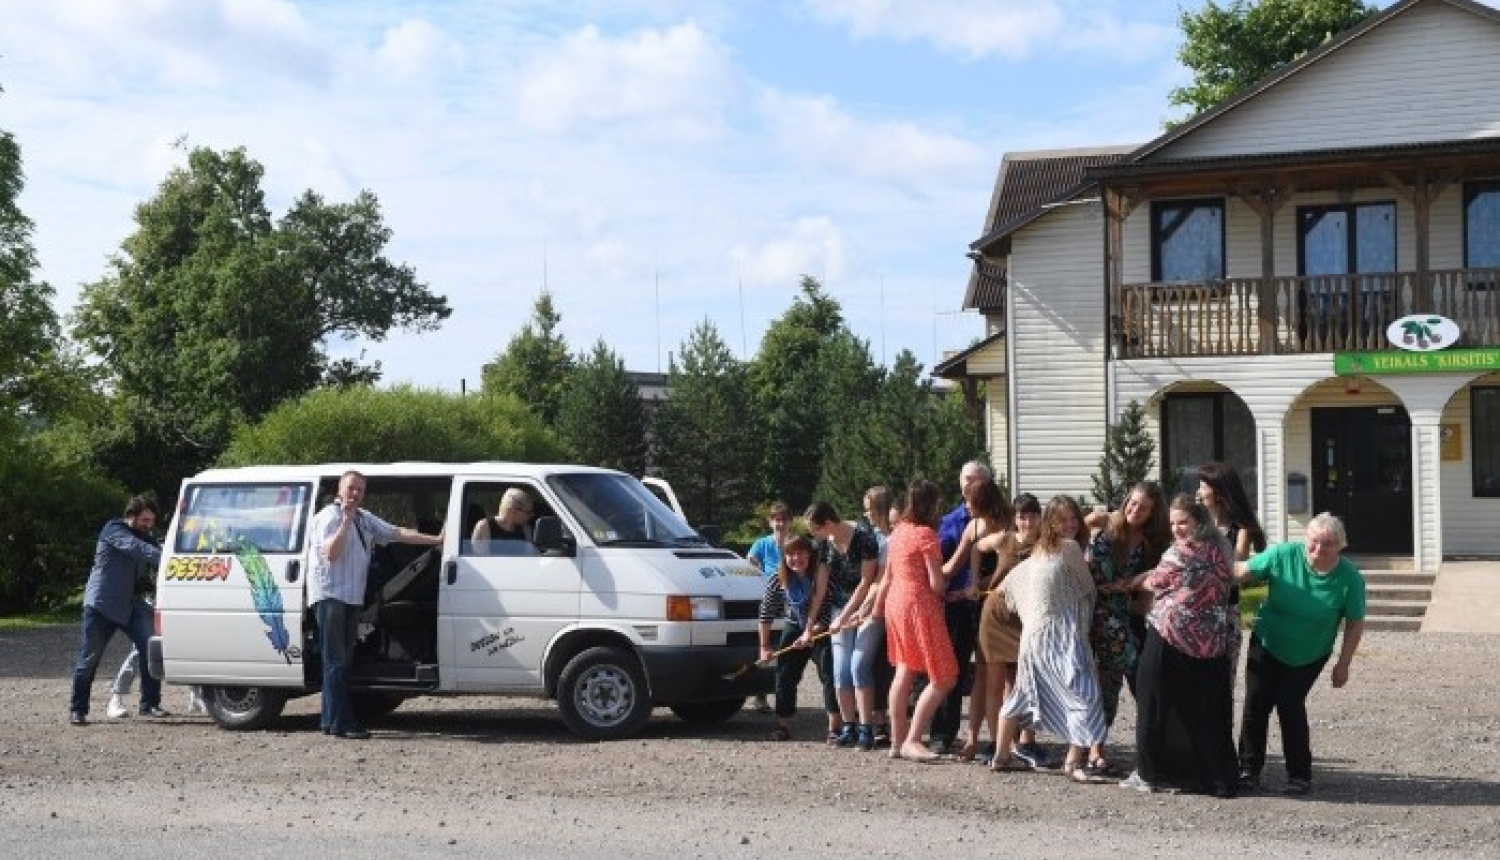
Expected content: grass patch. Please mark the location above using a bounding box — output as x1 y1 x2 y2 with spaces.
0 597 82 629
1239 583 1267 629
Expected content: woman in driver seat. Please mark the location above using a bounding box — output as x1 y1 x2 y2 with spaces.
470 489 535 553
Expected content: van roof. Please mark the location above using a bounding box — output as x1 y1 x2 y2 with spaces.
188 462 626 482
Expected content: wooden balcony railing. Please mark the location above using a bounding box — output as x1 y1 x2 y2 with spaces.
1113 269 1500 358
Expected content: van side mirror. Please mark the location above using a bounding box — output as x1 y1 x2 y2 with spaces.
696 524 722 547
532 516 575 555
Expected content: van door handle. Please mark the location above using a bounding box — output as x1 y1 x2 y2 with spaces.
286 560 300 583
445 559 457 585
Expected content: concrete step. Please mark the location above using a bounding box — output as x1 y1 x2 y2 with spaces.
1364 616 1423 633
1362 599 1429 618
1346 554 1414 572
1361 571 1436 587
1366 586 1434 601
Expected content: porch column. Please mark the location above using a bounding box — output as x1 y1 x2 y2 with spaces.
1104 188 1127 359
1256 407 1289 544
1408 418 1443 574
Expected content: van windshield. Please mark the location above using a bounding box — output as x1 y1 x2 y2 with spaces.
546 473 704 546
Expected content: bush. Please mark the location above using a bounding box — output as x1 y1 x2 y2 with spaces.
219 385 569 466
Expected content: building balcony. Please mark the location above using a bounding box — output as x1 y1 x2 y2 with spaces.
1112 268 1500 359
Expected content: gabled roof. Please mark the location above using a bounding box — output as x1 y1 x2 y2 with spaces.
969 147 1134 253
1128 0 1500 164
933 331 1006 379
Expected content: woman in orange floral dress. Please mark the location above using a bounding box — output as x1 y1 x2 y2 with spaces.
872 479 958 763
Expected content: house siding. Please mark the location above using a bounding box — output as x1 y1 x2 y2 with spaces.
1156 2 1500 160
1009 205 1107 501
1440 372 1500 554
986 373 1010 489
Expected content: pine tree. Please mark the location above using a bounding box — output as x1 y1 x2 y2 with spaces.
1091 400 1155 508
555 339 649 474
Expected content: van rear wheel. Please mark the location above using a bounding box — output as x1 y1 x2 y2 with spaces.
555 646 652 741
668 697 745 725
202 685 287 730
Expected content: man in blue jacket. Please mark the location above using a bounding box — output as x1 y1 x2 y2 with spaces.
68 496 167 725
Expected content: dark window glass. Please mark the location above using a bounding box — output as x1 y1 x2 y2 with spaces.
1153 200 1224 282
1299 202 1396 276
1161 393 1257 506
1474 387 1500 498
1466 181 1500 269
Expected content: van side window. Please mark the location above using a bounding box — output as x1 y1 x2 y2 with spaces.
175 483 312 554
461 482 559 557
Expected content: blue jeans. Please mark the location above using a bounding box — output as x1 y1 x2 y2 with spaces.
847 617 886 688
70 603 159 715
315 599 361 734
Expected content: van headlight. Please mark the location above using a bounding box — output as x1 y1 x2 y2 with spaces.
666 595 722 621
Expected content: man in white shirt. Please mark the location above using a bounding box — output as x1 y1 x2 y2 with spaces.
310 471 443 739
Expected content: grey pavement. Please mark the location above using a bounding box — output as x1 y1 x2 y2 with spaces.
1422 559 1500 634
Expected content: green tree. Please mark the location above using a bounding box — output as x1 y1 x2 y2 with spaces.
480 291 573 429
556 339 649 474
818 349 982 509
0 121 124 613
71 146 449 496
656 320 759 528
1092 400 1156 508
1170 0 1377 119
219 385 565 466
748 276 852 509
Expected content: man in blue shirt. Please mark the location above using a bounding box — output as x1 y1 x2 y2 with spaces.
929 461 991 753
69 496 166 725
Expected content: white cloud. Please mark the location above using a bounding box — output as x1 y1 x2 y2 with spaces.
375 18 464 80
515 21 736 138
16 0 330 90
758 90 986 186
802 0 1173 61
730 217 848 286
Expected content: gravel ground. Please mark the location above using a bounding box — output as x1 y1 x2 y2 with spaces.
1 625 1497 860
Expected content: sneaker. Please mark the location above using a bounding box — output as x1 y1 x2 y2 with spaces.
1011 743 1045 770
927 736 952 756
336 728 372 740
1281 778 1311 796
854 723 875 752
187 690 207 715
835 721 857 748
106 694 130 719
1119 771 1157 793
139 706 171 718
68 711 88 726
1237 770 1263 792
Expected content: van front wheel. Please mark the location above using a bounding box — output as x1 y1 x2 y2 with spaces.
202 685 287 730
555 646 652 741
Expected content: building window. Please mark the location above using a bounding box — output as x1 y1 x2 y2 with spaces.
1152 199 1225 282
1474 387 1500 498
1298 202 1397 276
1160 392 1257 505
1465 180 1500 271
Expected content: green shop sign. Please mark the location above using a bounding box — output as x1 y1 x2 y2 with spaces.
1335 348 1500 376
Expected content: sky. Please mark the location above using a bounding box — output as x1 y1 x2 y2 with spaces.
4 0 1226 390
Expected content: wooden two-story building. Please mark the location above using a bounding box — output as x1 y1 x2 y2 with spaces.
938 0 1500 571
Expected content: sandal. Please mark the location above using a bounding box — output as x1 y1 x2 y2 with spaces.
1070 762 1113 784
1089 758 1124 778
770 725 790 742
956 739 978 763
989 754 1030 772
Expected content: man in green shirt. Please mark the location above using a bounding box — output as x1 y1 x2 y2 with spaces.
1233 513 1365 796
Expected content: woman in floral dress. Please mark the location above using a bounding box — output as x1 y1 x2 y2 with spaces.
1121 494 1239 796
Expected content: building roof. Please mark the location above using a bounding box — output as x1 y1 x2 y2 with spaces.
932 331 1006 379
1127 0 1500 164
969 147 1134 253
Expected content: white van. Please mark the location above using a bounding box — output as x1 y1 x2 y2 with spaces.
146 463 771 740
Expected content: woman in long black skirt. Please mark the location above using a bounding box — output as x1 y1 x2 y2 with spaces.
1121 494 1239 797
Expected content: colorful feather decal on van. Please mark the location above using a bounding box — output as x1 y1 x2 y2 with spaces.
235 540 293 663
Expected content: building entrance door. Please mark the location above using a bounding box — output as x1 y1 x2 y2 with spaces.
1310 406 1413 554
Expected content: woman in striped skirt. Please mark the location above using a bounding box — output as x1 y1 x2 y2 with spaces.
989 495 1108 782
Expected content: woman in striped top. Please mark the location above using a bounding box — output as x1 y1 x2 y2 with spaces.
758 534 837 742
